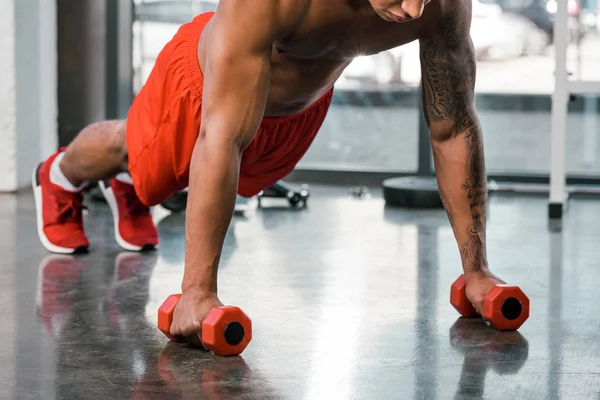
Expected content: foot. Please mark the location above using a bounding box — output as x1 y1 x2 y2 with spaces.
465 271 506 315
99 178 159 251
33 153 90 254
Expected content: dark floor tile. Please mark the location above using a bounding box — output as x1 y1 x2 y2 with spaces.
1 187 599 399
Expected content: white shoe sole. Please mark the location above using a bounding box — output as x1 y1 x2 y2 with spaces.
99 181 157 252
32 166 88 254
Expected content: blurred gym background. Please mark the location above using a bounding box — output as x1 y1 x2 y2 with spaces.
131 0 600 184
0 2 599 398
2 0 599 192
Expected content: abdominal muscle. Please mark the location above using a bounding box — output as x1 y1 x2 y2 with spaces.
261 52 350 117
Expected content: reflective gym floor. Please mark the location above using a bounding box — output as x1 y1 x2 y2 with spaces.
1 185 599 399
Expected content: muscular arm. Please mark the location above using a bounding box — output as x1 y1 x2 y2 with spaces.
419 0 487 274
182 0 307 294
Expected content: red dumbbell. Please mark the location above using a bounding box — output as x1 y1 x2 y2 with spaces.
450 275 530 331
158 294 252 356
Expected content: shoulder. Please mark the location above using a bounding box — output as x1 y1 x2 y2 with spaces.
213 0 311 31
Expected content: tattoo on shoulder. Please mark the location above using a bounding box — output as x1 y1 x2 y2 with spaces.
420 5 476 135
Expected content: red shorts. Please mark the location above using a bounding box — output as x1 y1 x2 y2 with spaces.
126 12 333 206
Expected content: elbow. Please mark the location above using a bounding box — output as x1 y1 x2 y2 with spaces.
198 123 246 158
429 117 480 143
430 130 454 143
428 122 455 143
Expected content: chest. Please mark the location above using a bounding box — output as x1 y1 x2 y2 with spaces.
273 4 428 60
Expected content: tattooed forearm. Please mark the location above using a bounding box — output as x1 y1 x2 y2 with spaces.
420 0 488 273
459 122 488 272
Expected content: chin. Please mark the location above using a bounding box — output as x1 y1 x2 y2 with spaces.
388 13 413 23
375 10 394 22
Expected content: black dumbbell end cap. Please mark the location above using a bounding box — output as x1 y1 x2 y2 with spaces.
501 298 522 320
224 322 245 346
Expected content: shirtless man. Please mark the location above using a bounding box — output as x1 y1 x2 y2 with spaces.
34 0 504 342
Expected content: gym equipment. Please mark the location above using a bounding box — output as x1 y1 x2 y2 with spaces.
161 189 250 215
161 190 188 213
258 181 310 208
383 177 443 208
450 275 530 331
349 186 371 199
549 0 600 219
382 108 444 208
158 294 252 356
161 181 309 212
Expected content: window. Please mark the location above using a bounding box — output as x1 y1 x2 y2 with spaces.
300 43 420 171
131 0 600 178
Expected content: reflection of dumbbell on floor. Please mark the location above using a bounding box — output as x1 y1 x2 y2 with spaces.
450 275 530 331
450 318 529 399
158 294 252 356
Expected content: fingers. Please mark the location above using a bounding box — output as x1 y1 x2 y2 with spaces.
185 332 209 350
170 324 204 349
171 324 207 350
471 302 483 316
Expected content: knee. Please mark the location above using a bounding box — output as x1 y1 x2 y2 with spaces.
108 120 128 156
116 120 130 172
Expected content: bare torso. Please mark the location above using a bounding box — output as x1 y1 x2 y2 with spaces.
197 0 443 117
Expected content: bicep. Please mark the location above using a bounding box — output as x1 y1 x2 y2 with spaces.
202 42 271 151
200 0 306 150
419 1 478 139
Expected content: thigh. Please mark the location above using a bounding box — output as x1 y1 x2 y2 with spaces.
238 89 334 197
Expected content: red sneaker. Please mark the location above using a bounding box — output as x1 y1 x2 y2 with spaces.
99 178 159 251
32 152 89 254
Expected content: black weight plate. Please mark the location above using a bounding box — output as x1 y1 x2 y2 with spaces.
382 177 444 208
161 191 188 213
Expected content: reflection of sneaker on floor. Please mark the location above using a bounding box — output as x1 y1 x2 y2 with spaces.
32 150 89 254
104 252 159 329
99 176 159 252
111 251 159 286
35 254 86 338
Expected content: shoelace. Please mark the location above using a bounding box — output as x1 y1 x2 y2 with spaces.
56 198 86 224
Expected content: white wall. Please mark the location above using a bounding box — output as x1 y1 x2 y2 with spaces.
39 0 58 163
0 0 17 192
0 0 57 192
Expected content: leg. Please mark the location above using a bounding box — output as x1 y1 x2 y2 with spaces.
34 119 158 254
59 120 129 186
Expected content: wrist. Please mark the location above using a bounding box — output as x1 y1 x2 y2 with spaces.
181 286 219 302
181 279 217 298
464 268 492 282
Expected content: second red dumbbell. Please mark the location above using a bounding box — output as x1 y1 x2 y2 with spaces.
158 294 252 356
450 275 530 331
